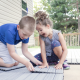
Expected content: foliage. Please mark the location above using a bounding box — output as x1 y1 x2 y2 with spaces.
34 30 39 37
33 1 41 37
40 0 80 33
33 0 43 15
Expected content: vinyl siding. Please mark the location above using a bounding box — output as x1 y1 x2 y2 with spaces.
26 0 35 46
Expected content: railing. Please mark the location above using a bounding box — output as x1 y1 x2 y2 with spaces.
63 33 80 46
35 33 80 46
34 37 39 46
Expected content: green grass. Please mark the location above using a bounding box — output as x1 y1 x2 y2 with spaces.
67 46 80 49
28 46 40 48
28 46 80 49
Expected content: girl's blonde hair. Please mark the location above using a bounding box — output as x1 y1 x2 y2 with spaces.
34 11 53 27
19 16 36 32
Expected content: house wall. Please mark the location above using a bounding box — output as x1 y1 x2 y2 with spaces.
0 0 35 47
26 0 35 46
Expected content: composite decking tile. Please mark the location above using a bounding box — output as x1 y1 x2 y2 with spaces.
33 73 47 80
43 74 55 80
47 66 55 73
55 68 63 74
53 74 64 80
24 73 40 80
0 63 25 71
66 49 80 64
38 67 49 72
34 66 42 71
0 65 63 80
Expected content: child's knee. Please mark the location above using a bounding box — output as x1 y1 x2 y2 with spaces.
51 40 61 49
14 62 19 66
6 63 15 68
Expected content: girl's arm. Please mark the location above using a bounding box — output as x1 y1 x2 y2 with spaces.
39 36 49 68
58 33 68 64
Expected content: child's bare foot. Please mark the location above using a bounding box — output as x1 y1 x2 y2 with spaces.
14 62 19 66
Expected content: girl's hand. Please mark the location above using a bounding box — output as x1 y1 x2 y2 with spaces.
54 63 63 69
39 62 49 68
26 62 35 71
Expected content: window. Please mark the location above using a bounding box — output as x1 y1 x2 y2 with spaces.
22 0 27 11
22 0 28 17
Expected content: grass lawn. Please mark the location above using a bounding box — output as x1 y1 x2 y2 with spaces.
28 46 80 49
28 46 40 48
67 46 80 49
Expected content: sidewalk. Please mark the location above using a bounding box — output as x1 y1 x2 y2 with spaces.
17 48 80 80
64 65 80 80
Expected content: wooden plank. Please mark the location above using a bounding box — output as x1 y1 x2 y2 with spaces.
74 49 78 64
76 49 80 64
24 73 40 80
66 49 72 63
0 66 63 80
0 71 4 73
63 33 80 36
16 66 41 80
0 63 25 71
47 66 55 73
0 68 30 80
32 73 47 80
16 73 31 80
43 74 55 80
10 67 29 73
71 50 77 63
35 66 42 71
3 72 23 80
53 74 64 80
56 68 63 74
39 67 49 72
66 49 80 64
0 72 17 80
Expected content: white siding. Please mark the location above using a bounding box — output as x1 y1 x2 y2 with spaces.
0 0 22 25
23 0 35 46
0 0 35 47
27 0 33 16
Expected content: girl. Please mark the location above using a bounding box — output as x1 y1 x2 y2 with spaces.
34 11 70 70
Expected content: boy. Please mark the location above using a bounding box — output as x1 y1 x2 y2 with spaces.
0 16 42 71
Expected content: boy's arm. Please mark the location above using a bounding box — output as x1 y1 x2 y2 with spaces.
22 43 42 66
39 36 49 68
7 43 34 71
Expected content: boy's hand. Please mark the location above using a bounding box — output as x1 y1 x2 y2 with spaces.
39 62 49 68
35 60 42 66
54 63 62 69
26 62 35 71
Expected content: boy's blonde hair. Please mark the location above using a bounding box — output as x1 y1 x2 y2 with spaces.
34 11 53 27
19 16 36 32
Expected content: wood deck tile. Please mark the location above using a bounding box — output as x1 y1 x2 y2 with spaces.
66 49 80 64
0 66 63 80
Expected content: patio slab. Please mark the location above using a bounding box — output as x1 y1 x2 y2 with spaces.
64 65 80 80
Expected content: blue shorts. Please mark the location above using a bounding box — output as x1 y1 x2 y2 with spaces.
31 40 61 66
